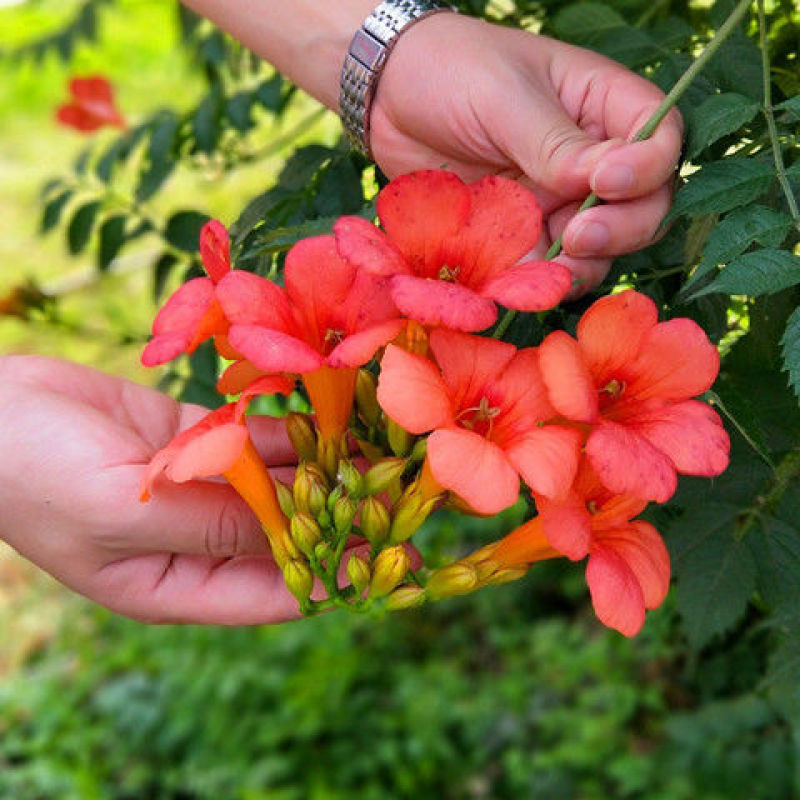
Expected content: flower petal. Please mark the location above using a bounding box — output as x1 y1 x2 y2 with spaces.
216 359 266 395
538 331 598 423
595 521 670 610
167 423 250 483
586 543 646 637
444 175 542 285
199 219 230 283
327 319 405 368
537 491 592 561
630 399 730 477
506 425 583 501
142 330 193 367
228 324 324 374
377 170 471 276
334 216 411 276
336 271 401 334
492 517 561 568
427 428 520 515
376 345 453 434
151 277 214 336
586 420 677 503
235 375 296 421
390 275 497 331
70 76 114 104
429 329 516 411
216 271 294 330
626 318 721 403
481 260 571 312
576 290 658 385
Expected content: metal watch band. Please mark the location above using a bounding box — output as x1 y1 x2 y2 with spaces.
339 0 454 159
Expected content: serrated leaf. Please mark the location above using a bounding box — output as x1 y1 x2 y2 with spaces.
775 95 800 122
707 37 764 101
312 157 364 216
692 249 800 299
230 187 289 244
668 503 757 648
780 306 800 402
278 145 335 191
668 158 775 221
67 200 100 255
683 206 793 294
41 189 74 234
747 516 800 608
552 2 627 39
97 215 126 271
687 93 760 159
248 217 343 256
164 211 210 253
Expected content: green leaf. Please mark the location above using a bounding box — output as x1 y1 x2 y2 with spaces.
692 249 800 299
164 211 210 253
552 2 626 40
94 138 126 182
278 145 335 191
747 516 800 608
67 200 100 255
227 91 254 133
193 92 221 154
41 188 74 234
668 503 757 649
97 214 126 271
249 216 343 256
683 205 793 294
312 157 364 216
668 158 776 221
153 252 179 302
687 93 760 159
255 74 283 112
780 306 800 402
136 115 178 203
707 37 764 101
775 95 800 122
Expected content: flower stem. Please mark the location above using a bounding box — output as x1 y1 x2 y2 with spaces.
757 0 800 232
494 0 754 340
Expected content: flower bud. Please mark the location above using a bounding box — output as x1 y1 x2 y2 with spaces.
337 459 364 498
282 559 313 604
386 419 413 457
483 566 528 587
286 413 317 461
308 482 328 519
385 585 426 611
409 437 428 463
293 463 328 514
355 369 380 427
389 485 437 544
369 545 410 598
346 554 371 593
314 541 332 562
316 509 332 529
275 480 295 518
317 434 346 481
363 458 406 496
359 496 390 545
326 485 343 513
290 513 321 557
425 562 478 601
333 494 358 533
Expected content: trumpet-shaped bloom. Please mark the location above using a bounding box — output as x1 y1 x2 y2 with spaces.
493 460 670 637
538 290 729 503
142 220 231 367
377 330 582 515
216 234 404 438
56 76 126 132
334 170 572 332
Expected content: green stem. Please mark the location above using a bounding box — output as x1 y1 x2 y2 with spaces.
493 0 754 340
757 0 800 232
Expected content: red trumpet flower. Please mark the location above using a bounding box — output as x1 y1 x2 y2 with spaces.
56 76 126 133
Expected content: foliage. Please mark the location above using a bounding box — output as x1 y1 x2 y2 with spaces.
3 0 800 794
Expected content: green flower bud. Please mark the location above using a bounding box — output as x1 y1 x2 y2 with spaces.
286 413 317 461
346 554 371 593
369 546 411 598
389 485 437 544
290 513 321 557
409 437 428 463
333 494 358 533
363 458 406 496
355 369 381 427
314 541 332 562
386 418 413 457
275 480 295 518
326 484 343 513
293 463 328 514
308 482 328 518
385 585 426 611
282 559 313 604
337 459 364 498
359 496 390 545
425 562 478 601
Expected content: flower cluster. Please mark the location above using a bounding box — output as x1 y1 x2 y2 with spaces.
139 169 729 636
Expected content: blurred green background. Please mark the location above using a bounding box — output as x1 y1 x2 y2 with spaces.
0 2 796 798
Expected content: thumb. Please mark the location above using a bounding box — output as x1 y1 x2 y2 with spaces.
506 101 625 199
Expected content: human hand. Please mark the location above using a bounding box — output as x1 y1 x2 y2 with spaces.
371 14 683 296
0 355 311 624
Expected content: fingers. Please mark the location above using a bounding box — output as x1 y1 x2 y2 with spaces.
561 182 673 259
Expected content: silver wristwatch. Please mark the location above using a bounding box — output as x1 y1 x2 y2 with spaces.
339 0 454 159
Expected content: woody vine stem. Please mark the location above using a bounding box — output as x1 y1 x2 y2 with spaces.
492 0 755 341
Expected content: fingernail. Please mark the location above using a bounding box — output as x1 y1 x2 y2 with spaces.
570 221 609 256
592 164 634 195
